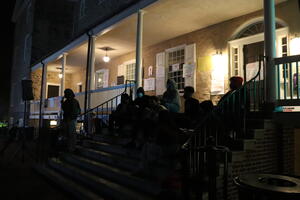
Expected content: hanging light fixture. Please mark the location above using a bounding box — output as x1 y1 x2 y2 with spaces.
103 47 110 63
58 73 63 79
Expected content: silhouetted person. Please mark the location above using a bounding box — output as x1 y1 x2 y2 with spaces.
218 76 243 105
162 79 181 113
61 89 81 152
183 86 199 119
134 87 149 109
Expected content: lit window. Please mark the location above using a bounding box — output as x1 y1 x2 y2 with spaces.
95 71 105 89
126 63 136 81
167 48 185 91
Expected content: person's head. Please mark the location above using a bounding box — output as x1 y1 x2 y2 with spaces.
121 93 130 104
183 86 195 99
166 79 177 90
136 87 145 98
199 100 214 113
229 76 243 90
64 89 75 99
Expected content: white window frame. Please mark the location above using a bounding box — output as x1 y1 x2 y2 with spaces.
228 27 289 77
46 83 61 99
165 44 186 92
124 59 136 81
95 69 105 89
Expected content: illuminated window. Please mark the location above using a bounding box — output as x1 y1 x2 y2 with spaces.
167 48 185 91
126 62 136 81
95 71 104 89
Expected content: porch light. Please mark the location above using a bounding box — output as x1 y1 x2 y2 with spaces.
50 120 57 126
290 37 300 55
58 73 63 79
98 78 102 82
103 47 110 63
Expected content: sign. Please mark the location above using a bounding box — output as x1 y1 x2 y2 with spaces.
246 61 264 81
275 106 300 112
144 78 155 91
172 63 180 72
148 66 153 77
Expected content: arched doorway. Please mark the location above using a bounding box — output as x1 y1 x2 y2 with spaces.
228 19 288 81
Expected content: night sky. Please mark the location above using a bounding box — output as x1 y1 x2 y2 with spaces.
0 1 15 120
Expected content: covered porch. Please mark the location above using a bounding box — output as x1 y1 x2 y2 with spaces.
29 0 300 123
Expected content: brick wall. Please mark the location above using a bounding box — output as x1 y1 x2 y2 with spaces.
218 123 296 200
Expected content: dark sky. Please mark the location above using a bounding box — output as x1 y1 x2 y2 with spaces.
0 1 15 120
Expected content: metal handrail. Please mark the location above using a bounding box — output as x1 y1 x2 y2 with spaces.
180 55 266 200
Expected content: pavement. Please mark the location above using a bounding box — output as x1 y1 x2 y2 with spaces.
0 135 71 200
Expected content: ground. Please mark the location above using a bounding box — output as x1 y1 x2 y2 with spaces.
0 135 71 200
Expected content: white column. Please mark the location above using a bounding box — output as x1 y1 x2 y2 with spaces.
135 10 144 91
88 35 96 109
60 53 67 96
264 0 276 103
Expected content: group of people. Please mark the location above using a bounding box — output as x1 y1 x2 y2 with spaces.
60 76 244 162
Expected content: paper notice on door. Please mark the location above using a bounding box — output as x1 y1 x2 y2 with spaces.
246 62 264 81
156 77 165 95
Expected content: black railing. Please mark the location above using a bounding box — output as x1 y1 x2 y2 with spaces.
78 80 135 135
181 55 266 200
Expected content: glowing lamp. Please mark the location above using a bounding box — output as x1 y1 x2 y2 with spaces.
58 73 63 79
103 55 110 63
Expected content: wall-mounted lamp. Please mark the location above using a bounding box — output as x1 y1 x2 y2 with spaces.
103 47 110 63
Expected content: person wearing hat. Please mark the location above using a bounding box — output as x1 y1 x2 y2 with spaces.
61 88 81 152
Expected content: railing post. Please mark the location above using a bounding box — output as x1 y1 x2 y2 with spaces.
264 0 276 112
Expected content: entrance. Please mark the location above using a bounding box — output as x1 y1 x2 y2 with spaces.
243 41 264 81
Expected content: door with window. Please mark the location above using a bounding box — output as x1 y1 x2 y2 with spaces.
243 41 264 81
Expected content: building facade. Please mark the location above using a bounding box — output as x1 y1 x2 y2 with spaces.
11 0 300 123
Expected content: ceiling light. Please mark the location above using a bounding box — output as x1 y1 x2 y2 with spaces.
101 47 112 63
103 55 110 63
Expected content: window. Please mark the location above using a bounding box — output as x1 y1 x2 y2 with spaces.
281 36 288 78
79 0 87 19
95 71 105 89
232 47 239 76
281 36 288 57
47 84 60 98
125 62 136 81
167 48 185 91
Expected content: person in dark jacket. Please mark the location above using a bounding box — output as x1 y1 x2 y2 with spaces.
61 89 81 152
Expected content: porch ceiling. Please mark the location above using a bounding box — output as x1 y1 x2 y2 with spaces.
58 0 287 68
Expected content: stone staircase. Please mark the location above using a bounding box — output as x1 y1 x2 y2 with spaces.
34 134 164 200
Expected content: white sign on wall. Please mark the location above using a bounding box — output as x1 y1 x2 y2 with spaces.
144 78 155 91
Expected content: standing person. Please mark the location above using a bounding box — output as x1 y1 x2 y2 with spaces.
183 86 200 128
162 79 181 113
61 89 81 152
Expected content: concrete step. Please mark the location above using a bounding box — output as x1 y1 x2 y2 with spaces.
48 158 154 200
93 134 132 146
83 140 141 160
61 153 161 196
34 165 103 200
76 146 139 172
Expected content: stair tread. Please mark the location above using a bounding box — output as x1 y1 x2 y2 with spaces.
34 165 103 200
49 158 154 200
77 146 139 163
62 154 162 195
84 140 140 159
